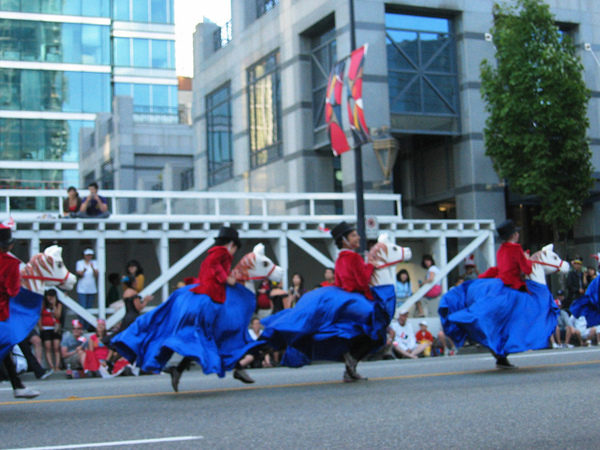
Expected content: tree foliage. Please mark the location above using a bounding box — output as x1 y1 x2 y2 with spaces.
480 0 593 233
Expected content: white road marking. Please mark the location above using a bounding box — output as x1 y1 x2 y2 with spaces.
5 436 204 450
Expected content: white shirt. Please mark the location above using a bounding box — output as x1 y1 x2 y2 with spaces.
390 320 416 351
76 259 98 294
427 265 441 286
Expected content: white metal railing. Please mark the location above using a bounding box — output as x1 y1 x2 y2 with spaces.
0 189 403 220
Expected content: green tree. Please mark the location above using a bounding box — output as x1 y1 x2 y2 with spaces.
480 0 593 238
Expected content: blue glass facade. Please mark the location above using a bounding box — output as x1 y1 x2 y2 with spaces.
0 118 93 162
0 20 110 65
0 0 178 189
0 0 110 17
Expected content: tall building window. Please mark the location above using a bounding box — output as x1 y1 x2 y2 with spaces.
113 0 174 24
256 0 279 19
309 25 336 147
206 83 233 186
0 69 110 113
247 51 282 168
0 20 110 66
113 37 175 69
385 11 459 134
0 0 110 16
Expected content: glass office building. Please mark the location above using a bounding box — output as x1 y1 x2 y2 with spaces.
0 0 177 190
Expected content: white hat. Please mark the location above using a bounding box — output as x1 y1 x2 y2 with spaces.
419 320 428 326
83 248 94 255
398 309 409 315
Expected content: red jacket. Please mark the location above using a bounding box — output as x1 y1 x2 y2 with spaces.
190 246 233 304
334 250 375 300
496 242 532 291
0 252 21 321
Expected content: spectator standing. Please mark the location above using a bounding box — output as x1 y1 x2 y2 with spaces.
62 186 82 217
584 266 597 290
255 279 272 318
565 258 585 312
60 320 88 373
389 310 428 359
417 254 442 317
117 275 153 333
286 273 305 308
320 268 335 287
269 281 288 315
124 260 145 293
38 289 63 372
106 273 120 308
75 249 98 312
461 255 479 281
77 182 110 218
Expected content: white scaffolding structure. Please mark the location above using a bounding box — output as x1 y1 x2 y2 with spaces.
1 189 495 328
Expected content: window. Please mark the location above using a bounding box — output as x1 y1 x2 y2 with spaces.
385 11 459 134
180 168 194 190
0 0 109 16
309 26 336 146
257 0 279 19
0 20 110 66
112 37 175 69
0 69 110 113
101 160 114 190
247 51 282 168
113 0 174 24
206 83 233 186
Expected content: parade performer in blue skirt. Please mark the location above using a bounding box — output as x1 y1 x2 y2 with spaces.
0 225 40 398
261 221 397 382
111 227 262 392
570 256 600 327
439 220 562 369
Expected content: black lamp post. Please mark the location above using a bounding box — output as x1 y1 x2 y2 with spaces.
348 0 366 253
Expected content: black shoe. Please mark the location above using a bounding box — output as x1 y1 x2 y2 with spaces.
343 352 358 378
164 366 182 392
342 370 368 382
496 357 517 370
233 367 255 384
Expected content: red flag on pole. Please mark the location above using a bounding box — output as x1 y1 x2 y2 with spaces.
325 61 350 156
346 44 370 146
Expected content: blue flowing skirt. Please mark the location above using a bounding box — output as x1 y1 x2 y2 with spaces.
111 283 263 376
0 288 43 361
570 277 600 326
260 285 396 367
439 279 558 357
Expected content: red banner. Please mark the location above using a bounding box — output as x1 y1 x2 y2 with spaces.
346 44 370 146
325 61 350 156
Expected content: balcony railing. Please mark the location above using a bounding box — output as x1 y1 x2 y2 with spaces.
213 20 232 52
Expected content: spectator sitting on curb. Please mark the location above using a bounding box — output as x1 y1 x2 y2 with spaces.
389 310 429 359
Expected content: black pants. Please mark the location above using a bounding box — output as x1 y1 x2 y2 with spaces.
2 355 24 390
18 340 45 378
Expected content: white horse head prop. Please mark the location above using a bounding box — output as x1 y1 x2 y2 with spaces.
20 245 77 295
232 243 284 288
529 244 569 285
368 233 412 286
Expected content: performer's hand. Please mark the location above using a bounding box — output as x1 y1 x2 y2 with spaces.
226 275 237 286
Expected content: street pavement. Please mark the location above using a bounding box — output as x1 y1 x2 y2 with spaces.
1 347 600 449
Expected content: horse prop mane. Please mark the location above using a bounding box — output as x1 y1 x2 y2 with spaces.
367 233 412 286
232 243 284 291
529 244 569 285
20 245 77 295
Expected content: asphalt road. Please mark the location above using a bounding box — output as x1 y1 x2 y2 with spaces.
1 347 600 450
